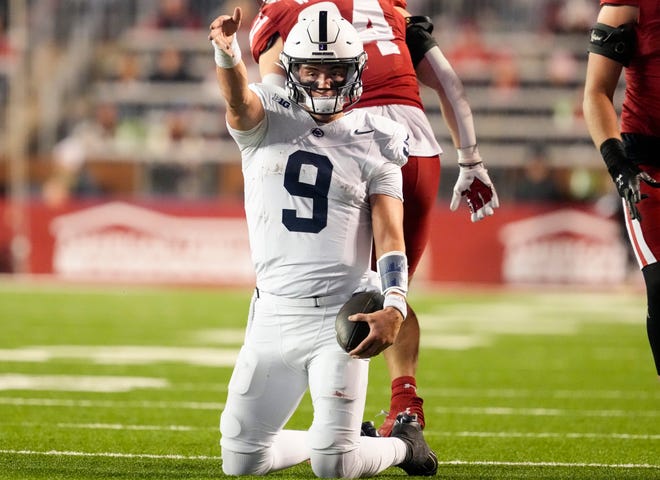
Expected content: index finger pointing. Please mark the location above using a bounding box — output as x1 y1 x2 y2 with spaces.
232 7 242 25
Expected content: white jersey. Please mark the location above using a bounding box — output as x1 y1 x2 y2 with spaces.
361 103 441 157
228 83 409 298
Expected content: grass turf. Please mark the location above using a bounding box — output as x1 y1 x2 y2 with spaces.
0 282 658 479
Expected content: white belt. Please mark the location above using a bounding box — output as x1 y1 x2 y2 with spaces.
255 288 349 307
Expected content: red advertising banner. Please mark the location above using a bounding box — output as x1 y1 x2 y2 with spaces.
0 200 628 286
0 199 253 285
424 204 628 285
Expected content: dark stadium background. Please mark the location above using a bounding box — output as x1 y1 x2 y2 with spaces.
0 0 634 286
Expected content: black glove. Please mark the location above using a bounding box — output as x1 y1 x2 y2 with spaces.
600 138 660 221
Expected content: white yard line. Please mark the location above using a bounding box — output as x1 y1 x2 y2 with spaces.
0 346 238 367
428 431 660 440
432 406 660 417
0 449 220 460
419 387 660 400
2 397 658 418
7 421 658 440
12 421 213 432
0 449 657 470
439 460 660 469
0 397 224 409
0 374 168 392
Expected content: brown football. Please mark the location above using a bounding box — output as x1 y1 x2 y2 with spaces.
335 291 384 353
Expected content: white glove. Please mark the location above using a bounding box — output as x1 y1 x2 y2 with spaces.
449 147 499 222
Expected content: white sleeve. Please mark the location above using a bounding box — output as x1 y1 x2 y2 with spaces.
424 46 477 149
227 118 267 151
367 162 403 201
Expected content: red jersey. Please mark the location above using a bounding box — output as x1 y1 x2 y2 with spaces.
249 0 423 110
601 0 660 136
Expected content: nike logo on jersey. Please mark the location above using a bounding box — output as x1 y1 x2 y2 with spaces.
354 128 375 135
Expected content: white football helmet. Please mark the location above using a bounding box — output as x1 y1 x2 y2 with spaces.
280 8 367 115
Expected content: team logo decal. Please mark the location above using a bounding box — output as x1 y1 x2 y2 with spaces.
273 94 291 108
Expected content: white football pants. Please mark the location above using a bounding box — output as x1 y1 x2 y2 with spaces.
220 292 407 477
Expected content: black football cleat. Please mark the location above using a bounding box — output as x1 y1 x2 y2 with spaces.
360 421 380 437
391 413 438 476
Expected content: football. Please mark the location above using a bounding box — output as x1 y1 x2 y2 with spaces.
335 291 384 353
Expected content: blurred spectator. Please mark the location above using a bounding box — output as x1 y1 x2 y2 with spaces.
567 167 602 202
489 51 520 102
90 48 144 99
513 143 562 202
557 0 598 33
147 0 202 30
42 102 121 206
0 7 11 110
444 19 520 102
544 0 597 33
145 108 207 196
547 49 579 86
112 51 143 85
148 47 198 82
545 48 583 131
444 20 495 79
0 9 11 57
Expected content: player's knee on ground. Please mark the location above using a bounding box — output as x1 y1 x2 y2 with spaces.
310 450 361 478
221 448 272 476
220 409 272 475
308 421 361 478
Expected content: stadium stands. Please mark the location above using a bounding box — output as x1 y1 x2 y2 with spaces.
0 0 620 202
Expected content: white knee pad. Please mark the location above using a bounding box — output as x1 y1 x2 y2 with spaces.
221 448 271 476
310 450 362 479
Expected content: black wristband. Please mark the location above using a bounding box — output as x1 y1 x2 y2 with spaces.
599 137 627 170
458 161 483 168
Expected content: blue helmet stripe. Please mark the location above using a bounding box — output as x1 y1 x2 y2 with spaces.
318 10 327 44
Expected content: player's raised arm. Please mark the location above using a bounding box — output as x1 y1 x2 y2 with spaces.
209 7 264 131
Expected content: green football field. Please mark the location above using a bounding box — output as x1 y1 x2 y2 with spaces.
0 281 658 480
